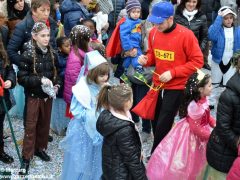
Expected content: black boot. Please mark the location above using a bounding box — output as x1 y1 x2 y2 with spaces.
0 151 14 164
19 158 30 176
34 150 51 161
48 135 53 142
203 63 211 70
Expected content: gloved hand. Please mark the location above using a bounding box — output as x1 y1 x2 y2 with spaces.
41 77 53 87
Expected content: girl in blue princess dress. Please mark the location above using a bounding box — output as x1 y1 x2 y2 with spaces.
60 50 110 180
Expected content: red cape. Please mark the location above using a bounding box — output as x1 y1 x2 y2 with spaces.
106 17 126 58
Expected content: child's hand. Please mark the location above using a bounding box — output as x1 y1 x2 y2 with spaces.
102 23 109 31
54 84 60 94
129 48 137 57
4 80 12 89
138 55 148 65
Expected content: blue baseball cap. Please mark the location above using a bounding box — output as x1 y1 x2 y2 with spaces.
147 2 174 24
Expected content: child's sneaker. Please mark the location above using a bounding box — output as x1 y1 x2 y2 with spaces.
134 71 147 83
120 73 132 86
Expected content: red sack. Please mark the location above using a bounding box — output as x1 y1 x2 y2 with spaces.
106 17 126 58
132 89 159 120
65 103 74 119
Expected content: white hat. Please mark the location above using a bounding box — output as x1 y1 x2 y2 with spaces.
84 50 107 70
218 6 237 18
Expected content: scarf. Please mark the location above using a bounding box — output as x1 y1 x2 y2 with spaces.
32 15 50 28
183 8 198 22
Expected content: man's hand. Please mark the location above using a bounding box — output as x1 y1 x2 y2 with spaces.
138 55 148 65
159 71 172 83
4 80 12 89
124 48 137 57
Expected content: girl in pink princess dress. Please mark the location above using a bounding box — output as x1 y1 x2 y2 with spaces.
147 71 216 180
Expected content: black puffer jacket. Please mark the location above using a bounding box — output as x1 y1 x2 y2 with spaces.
207 72 240 173
0 59 16 114
97 110 147 180
18 44 61 99
174 7 208 52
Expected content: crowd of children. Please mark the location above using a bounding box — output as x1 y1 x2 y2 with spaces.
0 0 239 179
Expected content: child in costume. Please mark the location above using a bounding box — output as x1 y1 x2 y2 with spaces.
0 23 16 164
147 70 216 180
119 0 143 83
18 22 62 175
60 50 110 180
50 36 70 135
96 84 147 180
63 25 91 118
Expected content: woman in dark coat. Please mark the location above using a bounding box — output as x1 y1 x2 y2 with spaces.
205 53 240 179
174 0 210 70
7 0 30 37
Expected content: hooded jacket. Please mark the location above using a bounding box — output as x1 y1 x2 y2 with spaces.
207 72 240 173
61 0 92 37
97 110 147 180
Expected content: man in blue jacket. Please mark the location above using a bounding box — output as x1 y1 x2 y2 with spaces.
7 0 58 66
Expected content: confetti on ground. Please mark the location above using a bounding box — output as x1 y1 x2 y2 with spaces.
0 69 217 179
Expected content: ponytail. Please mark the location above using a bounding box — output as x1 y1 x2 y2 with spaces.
96 85 111 111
